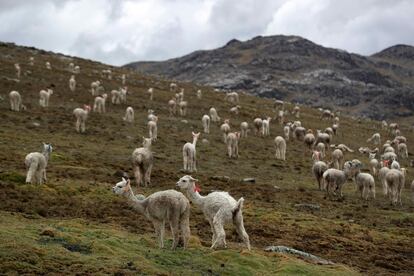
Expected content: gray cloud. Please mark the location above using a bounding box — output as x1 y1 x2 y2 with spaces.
0 0 412 65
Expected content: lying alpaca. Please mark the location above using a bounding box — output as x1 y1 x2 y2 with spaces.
113 178 190 249
25 143 53 184
132 137 154 186
176 175 250 250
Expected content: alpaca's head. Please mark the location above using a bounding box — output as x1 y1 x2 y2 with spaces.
42 143 53 154
142 137 152 148
84 105 91 112
112 177 131 195
192 132 200 139
176 175 198 192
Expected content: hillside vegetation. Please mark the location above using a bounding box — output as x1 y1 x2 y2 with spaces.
0 42 413 275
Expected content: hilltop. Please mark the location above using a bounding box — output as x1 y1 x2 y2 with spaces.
0 41 414 275
126 35 414 120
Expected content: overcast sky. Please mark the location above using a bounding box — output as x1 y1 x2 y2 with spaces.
0 0 413 66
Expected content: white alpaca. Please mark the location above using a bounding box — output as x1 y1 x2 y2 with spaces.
253 118 263 136
274 136 286 160
168 98 177 116
176 175 250 250
240 122 249 138
283 125 290 141
14 63 21 79
120 87 128 104
183 132 200 172
29 57 34 66
332 149 344 169
25 143 53 184
111 89 121 104
378 166 391 195
196 89 202 99
368 152 379 176
220 119 231 143
148 116 158 141
39 89 53 108
224 92 239 104
304 131 315 151
202 115 210 134
385 168 406 206
93 94 108 113
397 143 408 159
147 109 157 121
91 81 101 96
132 137 154 186
262 117 271 137
367 133 381 145
123 107 134 123
74 65 80 74
312 161 328 190
9 91 24 111
277 110 284 125
179 101 187 116
121 74 126 85
148 88 154 100
45 61 51 70
292 105 300 118
68 63 75 72
113 177 190 249
209 107 221 122
323 161 354 199
226 132 240 158
73 105 91 133
69 75 76 92
229 105 241 115
316 142 326 159
170 82 177 92
353 162 376 200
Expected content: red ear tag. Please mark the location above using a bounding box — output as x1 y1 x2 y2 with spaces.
194 184 201 193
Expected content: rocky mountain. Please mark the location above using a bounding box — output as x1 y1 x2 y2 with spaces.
125 35 414 120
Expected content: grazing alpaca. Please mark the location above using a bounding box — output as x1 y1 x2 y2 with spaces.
93 94 108 113
123 107 134 123
274 136 286 160
202 115 210 134
226 132 240 159
132 137 154 186
176 175 250 250
183 132 200 172
39 89 53 108
69 75 76 92
25 143 53 184
148 116 158 141
113 178 190 249
73 105 91 133
9 91 25 111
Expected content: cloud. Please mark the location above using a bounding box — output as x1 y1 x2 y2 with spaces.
0 0 412 65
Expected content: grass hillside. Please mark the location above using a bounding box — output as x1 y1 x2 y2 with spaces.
0 42 413 275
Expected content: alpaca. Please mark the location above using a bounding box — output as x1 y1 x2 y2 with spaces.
183 132 200 172
262 117 271 137
397 143 408 159
274 136 286 160
283 125 290 141
25 143 53 184
120 87 128 104
196 89 202 99
230 105 241 115
29 57 34 66
312 161 328 190
202 115 210 134
292 105 300 118
170 82 177 92
147 88 154 100
367 133 381 145
39 89 53 108
93 94 108 113
45 61 51 69
14 63 21 79
322 161 354 199
111 89 121 104
240 122 249 138
121 74 126 85
73 105 91 133
353 162 376 200
224 92 239 104
69 75 76 92
179 101 187 116
148 116 158 141
277 110 284 125
253 118 263 136
226 132 240 159
385 168 406 206
368 152 379 176
123 107 134 123
220 119 231 143
132 137 154 186
331 149 344 170
9 91 24 111
113 178 190 249
378 166 391 195
304 131 315 151
209 107 221 122
91 81 101 96
168 98 177 116
316 142 326 159
176 175 250 250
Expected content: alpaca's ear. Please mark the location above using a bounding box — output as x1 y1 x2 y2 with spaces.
126 179 130 185
189 176 198 182
122 177 126 183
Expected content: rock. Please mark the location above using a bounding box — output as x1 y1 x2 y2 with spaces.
265 245 334 265
242 178 256 183
273 185 281 190
181 120 188 124
202 138 209 144
113 170 129 179
32 122 40 127
210 176 230 182
294 203 320 211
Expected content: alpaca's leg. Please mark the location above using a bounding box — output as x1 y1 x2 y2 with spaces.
134 166 141 186
234 212 251 250
169 217 180 250
42 169 47 183
153 220 164 248
180 215 191 249
26 161 35 184
81 120 85 133
145 164 152 186
208 219 216 245
35 170 43 184
211 210 226 249
138 166 145 186
75 118 80 132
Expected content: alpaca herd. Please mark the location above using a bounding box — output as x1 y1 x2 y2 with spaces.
8 56 414 254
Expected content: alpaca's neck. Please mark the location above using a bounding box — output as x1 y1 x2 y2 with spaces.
192 138 198 147
43 150 50 163
125 189 146 214
186 188 204 206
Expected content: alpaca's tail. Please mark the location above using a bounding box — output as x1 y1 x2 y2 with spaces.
343 145 354 152
25 156 38 183
233 197 244 216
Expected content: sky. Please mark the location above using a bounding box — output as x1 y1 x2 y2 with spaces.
0 0 413 66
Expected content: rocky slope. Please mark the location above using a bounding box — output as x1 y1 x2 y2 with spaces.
125 35 414 120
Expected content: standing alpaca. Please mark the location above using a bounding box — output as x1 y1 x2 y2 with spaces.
39 89 53 108
253 118 263 136
14 63 21 79
73 105 91 133
397 143 408 159
93 94 108 113
9 91 24 111
369 152 379 176
322 161 354 199
331 149 344 170
120 87 128 104
148 116 158 141
69 75 76 92
111 89 121 104
176 175 250 250
367 133 381 145
148 88 154 100
209 107 221 122
283 124 290 141
378 166 391 195
220 119 231 143
385 168 406 206
25 143 53 184
132 137 154 186
304 131 315 151
316 142 326 159
168 98 177 116
262 117 271 137
240 122 249 138
45 61 51 69
226 132 240 159
121 74 126 85
179 101 188 116
183 132 200 172
312 161 328 190
91 81 101 96
29 57 34 66
113 177 190 249
196 89 202 99
274 136 286 160
202 115 210 134
123 107 134 123
353 162 376 200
